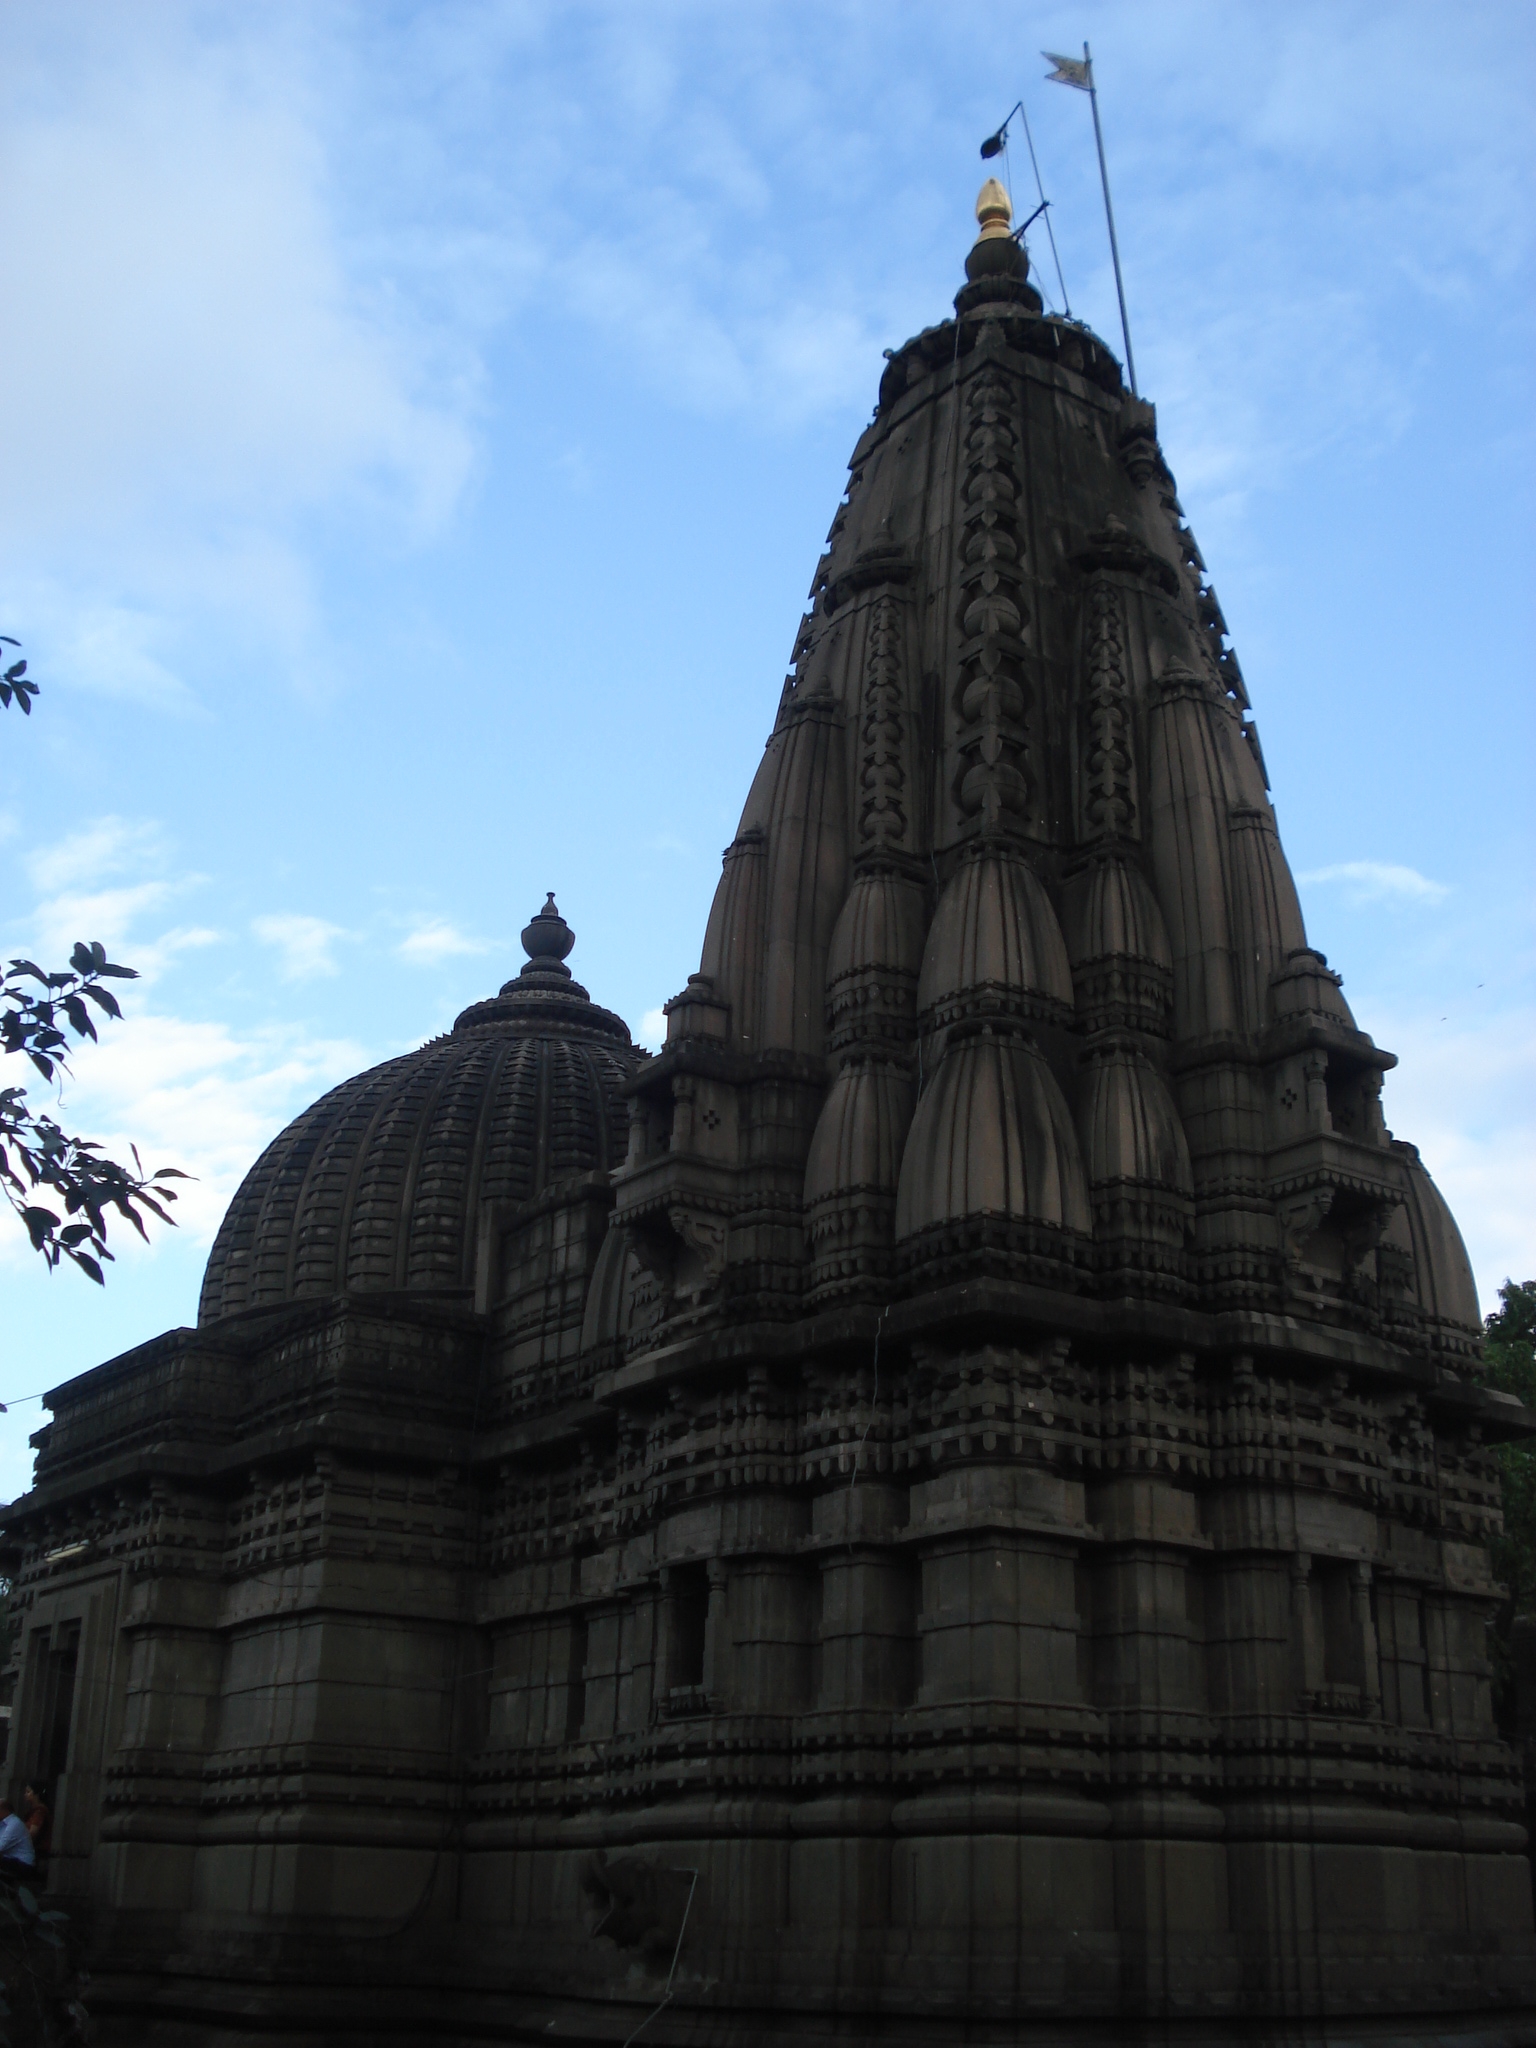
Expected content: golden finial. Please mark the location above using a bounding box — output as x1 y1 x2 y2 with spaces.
974 177 1013 242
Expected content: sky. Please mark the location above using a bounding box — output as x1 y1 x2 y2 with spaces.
0 0 1532 1502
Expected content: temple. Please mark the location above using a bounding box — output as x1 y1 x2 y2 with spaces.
3 179 1532 2045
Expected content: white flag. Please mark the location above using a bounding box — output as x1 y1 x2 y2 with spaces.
1043 51 1092 90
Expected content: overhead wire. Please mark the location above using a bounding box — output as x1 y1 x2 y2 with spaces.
620 1867 699 2047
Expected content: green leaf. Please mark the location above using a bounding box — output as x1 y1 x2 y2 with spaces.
63 995 95 1040
21 1207 58 1248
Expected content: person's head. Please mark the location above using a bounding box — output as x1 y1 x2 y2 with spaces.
0 1798 14 1820
22 1784 44 1811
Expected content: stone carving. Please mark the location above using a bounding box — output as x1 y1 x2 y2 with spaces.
856 590 911 852
954 359 1032 832
1078 573 1138 842
0 179 1526 2048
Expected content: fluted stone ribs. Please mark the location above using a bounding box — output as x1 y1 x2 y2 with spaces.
201 992 636 1322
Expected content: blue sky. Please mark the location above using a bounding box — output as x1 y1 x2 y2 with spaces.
1 0 1532 1500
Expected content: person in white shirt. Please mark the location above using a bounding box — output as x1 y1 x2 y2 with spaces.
0 1799 35 1871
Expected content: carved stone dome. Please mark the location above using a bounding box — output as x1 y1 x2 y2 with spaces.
198 898 639 1325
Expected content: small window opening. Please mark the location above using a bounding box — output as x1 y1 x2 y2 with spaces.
667 1564 710 1694
1311 1563 1365 1697
36 1622 80 1783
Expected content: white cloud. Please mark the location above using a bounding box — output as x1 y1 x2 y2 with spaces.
1380 1004 1536 1314
0 1006 368 1259
10 816 213 971
41 601 198 714
638 1006 668 1050
1297 861 1450 907
1 810 366 1279
28 884 181 967
252 913 347 981
26 817 170 894
0 19 473 546
396 918 493 968
0 9 477 704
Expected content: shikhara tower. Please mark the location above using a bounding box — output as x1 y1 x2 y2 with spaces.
3 181 1531 2046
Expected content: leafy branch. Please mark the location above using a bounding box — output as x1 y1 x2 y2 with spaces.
3 636 188 1282
0 638 38 717
1 943 188 1283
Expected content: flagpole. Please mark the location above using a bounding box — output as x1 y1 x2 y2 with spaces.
1082 43 1138 397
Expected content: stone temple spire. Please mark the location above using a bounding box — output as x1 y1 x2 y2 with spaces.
586 176 1523 2030
611 176 1481 1353
11 177 1528 2047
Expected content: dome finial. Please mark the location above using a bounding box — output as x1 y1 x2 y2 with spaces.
519 893 575 979
963 175 1030 291
975 176 1013 241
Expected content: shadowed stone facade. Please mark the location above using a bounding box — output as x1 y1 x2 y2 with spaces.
3 185 1533 2045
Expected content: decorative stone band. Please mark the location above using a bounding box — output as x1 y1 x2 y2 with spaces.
1070 520 1182 598
1067 955 1174 1038
876 311 1124 417
1150 656 1219 706
1085 1183 1194 1302
826 966 922 1059
822 547 916 618
917 978 1074 1041
894 1210 1095 1296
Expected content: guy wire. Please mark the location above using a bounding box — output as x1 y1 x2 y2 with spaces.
1016 96 1071 316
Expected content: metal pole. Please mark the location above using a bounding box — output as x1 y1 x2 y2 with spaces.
1084 42 1137 396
